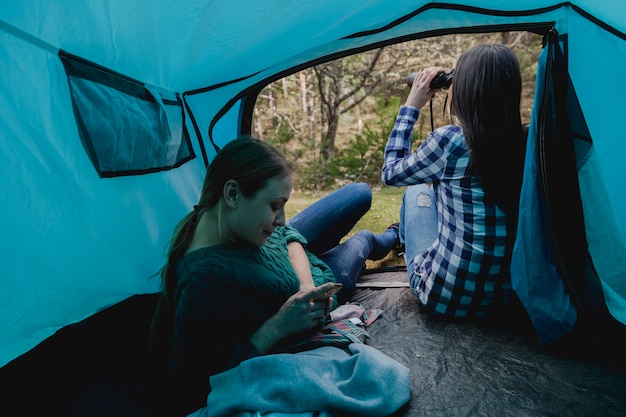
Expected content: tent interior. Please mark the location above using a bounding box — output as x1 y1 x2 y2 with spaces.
2 1 626 416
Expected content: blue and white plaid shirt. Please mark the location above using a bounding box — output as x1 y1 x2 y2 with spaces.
382 106 512 317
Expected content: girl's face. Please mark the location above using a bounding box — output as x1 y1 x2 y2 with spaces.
229 174 293 247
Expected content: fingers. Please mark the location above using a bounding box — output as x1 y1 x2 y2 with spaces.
306 282 336 302
325 297 334 318
278 288 329 332
410 67 443 87
406 66 443 109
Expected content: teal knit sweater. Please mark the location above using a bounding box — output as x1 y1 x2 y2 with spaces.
169 225 336 415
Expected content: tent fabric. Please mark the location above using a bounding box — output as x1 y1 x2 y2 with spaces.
512 28 626 345
1 0 626 380
511 30 584 346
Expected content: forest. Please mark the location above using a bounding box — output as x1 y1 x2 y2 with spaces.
251 31 544 191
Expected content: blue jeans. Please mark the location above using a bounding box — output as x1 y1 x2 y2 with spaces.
288 183 398 303
399 184 438 280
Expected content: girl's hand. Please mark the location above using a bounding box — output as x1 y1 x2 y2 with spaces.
249 283 336 353
275 283 335 335
405 67 442 109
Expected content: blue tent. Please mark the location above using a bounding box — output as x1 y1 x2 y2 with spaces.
1 1 626 415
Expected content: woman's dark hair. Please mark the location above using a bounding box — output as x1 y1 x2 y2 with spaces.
451 44 527 261
452 45 526 210
150 136 293 350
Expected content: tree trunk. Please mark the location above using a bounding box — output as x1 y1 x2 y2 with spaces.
321 111 339 159
253 107 263 139
501 31 511 45
299 72 307 113
281 78 289 98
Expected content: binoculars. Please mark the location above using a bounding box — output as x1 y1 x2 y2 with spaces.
407 69 454 89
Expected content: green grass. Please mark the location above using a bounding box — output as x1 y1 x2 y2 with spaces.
286 184 405 237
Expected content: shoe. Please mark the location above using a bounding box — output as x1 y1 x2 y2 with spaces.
387 222 400 232
386 223 405 257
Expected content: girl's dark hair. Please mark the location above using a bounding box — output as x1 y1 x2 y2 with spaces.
150 136 293 350
451 44 527 261
451 44 526 217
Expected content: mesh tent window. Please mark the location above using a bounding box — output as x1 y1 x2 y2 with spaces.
60 52 194 177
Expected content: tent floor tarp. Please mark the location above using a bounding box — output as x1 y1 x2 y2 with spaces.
2 270 626 417
353 270 626 417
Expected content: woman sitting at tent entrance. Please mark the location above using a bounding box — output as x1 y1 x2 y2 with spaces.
383 44 527 318
151 136 409 417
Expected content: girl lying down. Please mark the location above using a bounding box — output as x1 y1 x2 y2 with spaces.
151 136 409 417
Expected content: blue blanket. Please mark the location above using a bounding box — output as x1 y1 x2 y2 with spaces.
189 344 410 417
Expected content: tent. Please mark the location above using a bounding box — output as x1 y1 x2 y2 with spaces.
1 1 626 416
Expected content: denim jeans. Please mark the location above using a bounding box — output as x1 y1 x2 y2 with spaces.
288 182 398 303
399 183 438 279
287 182 372 255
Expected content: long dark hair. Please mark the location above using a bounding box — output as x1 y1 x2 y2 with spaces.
150 136 293 350
451 44 527 266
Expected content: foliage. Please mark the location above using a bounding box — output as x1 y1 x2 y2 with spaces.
313 48 392 160
327 95 401 187
266 116 295 154
289 95 403 189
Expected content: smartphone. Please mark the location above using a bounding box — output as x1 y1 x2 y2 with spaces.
330 282 343 294
315 283 343 300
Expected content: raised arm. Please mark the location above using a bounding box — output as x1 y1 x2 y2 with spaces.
382 67 448 186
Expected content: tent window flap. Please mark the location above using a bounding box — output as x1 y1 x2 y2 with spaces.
60 52 194 177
